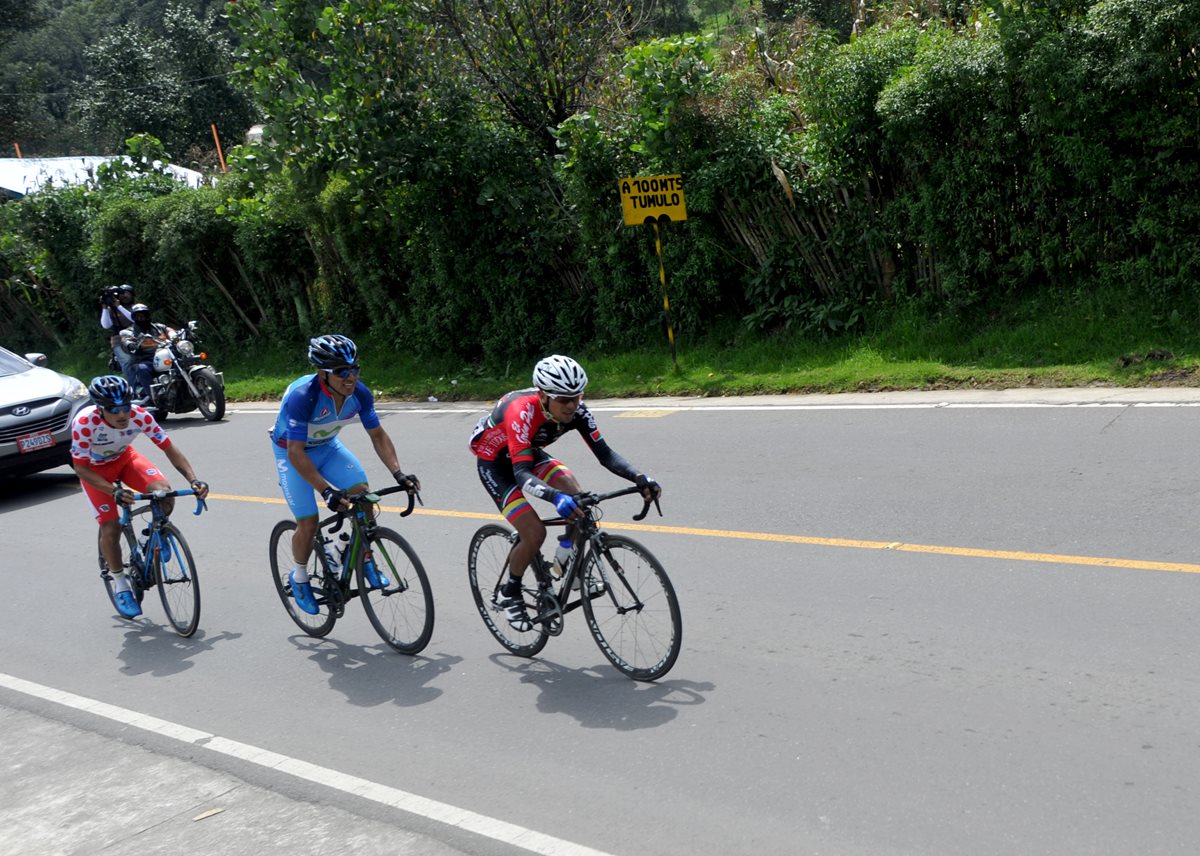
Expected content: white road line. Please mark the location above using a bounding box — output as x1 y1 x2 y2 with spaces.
0 671 617 856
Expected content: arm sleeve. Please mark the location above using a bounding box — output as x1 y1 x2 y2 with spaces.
100 308 114 330
577 406 639 481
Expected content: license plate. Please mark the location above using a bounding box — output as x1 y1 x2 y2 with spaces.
17 430 55 454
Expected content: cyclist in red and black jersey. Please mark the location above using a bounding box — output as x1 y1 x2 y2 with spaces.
469 355 661 630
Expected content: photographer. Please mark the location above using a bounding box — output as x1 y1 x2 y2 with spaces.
119 303 173 403
99 284 136 382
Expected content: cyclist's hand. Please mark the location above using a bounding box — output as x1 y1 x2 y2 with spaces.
635 473 661 502
554 492 581 521
393 470 421 494
113 487 136 507
190 479 209 500
321 486 349 512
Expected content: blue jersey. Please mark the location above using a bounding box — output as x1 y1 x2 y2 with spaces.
270 374 381 449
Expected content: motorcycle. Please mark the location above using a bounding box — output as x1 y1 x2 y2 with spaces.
144 321 226 422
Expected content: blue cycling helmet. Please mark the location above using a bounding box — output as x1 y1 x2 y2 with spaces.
88 375 133 408
308 334 357 369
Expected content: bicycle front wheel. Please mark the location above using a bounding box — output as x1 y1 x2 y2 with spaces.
269 519 336 637
467 524 549 657
357 528 434 654
153 523 200 637
580 534 682 681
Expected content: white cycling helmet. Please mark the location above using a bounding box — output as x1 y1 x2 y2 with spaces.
532 355 588 396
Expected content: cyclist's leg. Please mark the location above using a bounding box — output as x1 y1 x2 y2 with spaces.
80 464 140 616
81 477 124 572
478 457 545 580
530 457 600 591
277 441 367 569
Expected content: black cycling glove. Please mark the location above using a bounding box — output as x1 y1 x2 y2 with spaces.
635 473 661 498
393 470 420 492
321 486 347 512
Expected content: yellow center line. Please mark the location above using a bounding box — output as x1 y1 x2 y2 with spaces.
207 493 1200 575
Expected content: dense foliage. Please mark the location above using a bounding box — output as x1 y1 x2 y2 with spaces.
1 0 1197 367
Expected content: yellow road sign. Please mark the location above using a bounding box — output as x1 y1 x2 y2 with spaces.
620 175 687 226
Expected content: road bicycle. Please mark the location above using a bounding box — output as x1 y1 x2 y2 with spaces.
268 485 434 654
97 485 207 637
467 485 682 681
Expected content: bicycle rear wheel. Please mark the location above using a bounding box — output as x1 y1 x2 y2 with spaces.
269 519 336 637
153 523 200 637
580 534 682 681
357 527 434 654
467 524 549 657
98 521 146 614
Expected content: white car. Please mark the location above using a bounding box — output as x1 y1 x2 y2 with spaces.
0 346 91 478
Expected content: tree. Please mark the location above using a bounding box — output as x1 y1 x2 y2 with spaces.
73 4 255 160
433 0 656 157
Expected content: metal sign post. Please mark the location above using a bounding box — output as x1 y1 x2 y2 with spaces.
619 174 687 372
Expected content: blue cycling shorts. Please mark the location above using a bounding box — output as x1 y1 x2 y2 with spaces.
273 439 368 519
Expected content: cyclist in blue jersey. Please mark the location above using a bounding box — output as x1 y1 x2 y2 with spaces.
270 334 420 614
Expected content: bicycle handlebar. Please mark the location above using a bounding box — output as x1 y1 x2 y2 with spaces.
118 484 208 516
329 483 420 532
572 484 662 521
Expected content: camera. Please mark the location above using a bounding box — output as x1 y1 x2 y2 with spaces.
99 286 120 307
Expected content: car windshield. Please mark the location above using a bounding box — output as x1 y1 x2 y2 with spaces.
0 347 35 378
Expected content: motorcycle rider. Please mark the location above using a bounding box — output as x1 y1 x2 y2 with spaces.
119 304 173 404
99 284 136 383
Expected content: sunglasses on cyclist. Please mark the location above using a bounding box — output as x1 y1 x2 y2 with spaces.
328 365 361 379
548 393 582 405
104 404 132 415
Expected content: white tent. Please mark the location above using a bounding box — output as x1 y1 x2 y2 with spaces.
0 156 207 199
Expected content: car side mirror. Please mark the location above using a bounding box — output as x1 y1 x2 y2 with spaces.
24 353 48 367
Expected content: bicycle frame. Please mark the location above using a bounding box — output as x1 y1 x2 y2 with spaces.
525 485 659 633
110 483 206 586
312 485 416 610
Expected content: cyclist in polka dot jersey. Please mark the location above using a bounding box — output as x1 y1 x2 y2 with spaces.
71 375 209 618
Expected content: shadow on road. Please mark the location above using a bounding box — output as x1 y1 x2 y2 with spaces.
290 635 460 709
0 470 79 512
114 626 242 677
491 654 714 731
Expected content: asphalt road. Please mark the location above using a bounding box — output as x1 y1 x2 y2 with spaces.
2 388 1199 855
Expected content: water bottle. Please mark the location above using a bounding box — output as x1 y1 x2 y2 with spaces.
550 536 572 578
321 538 341 575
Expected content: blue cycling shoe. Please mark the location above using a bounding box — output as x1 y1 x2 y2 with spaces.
114 589 142 618
364 561 391 590
289 571 320 615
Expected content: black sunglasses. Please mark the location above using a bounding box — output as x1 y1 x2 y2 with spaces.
329 365 361 379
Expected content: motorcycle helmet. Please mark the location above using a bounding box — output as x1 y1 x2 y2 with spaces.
308 334 358 369
88 375 133 409
130 303 151 324
117 284 135 294
532 355 588 396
